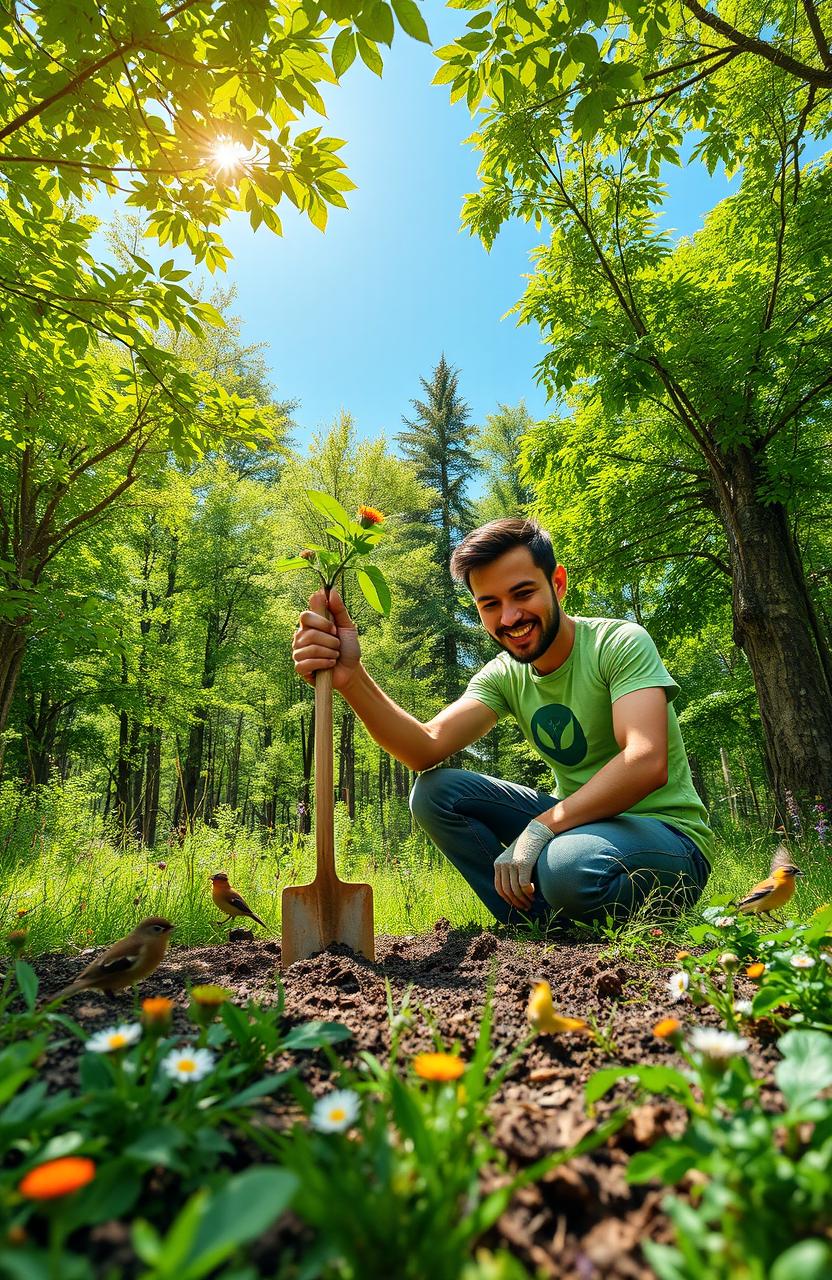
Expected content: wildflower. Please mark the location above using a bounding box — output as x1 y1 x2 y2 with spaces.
157 861 167 871
650 928 663 937
86 1024 142 1054
746 962 766 980
527 981 587 1034
357 505 384 528
310 1089 360 1133
713 916 736 928
299 548 316 560
19 1157 96 1201
790 954 815 970
6 929 27 954
784 789 802 834
674 950 691 962
653 1017 682 1040
734 999 754 1017
718 952 740 972
688 1026 748 1066
16 908 27 918
141 996 174 1028
161 1047 215 1084
668 972 690 1001
190 984 232 1007
412 1052 466 1081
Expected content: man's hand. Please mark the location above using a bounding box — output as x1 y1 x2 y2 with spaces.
494 818 553 910
292 588 361 692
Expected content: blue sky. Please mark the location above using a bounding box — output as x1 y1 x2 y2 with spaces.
101 8 738 448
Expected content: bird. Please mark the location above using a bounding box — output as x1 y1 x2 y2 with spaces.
53 917 174 1001
210 872 267 929
734 846 803 920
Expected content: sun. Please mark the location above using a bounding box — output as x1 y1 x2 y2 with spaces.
209 137 251 176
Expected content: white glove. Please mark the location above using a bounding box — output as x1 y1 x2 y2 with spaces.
494 818 553 910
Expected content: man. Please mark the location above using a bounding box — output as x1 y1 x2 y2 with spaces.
292 518 711 925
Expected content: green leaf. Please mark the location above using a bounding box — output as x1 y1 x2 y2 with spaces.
306 489 352 528
282 1020 352 1050
14 960 38 1011
392 0 431 43
274 556 313 571
332 28 356 76
770 1240 832 1280
356 565 391 614
776 1030 832 1110
359 2 394 46
627 1139 699 1185
224 1071 296 1107
585 1063 691 1105
179 1168 298 1280
356 33 383 75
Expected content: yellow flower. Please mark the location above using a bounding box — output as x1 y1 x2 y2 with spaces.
412 1052 465 1082
357 505 384 527
190 984 232 1007
19 1157 95 1201
674 950 691 962
527 981 588 1035
653 1017 682 1040
746 962 766 980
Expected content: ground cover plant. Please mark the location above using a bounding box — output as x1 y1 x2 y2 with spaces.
2 866 832 1279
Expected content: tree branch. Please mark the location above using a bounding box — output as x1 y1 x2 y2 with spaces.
801 0 832 71
681 0 832 86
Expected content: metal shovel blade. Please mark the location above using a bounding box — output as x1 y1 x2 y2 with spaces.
280 879 375 969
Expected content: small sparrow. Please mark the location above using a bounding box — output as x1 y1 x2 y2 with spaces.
735 845 803 920
53 918 174 1000
210 872 266 929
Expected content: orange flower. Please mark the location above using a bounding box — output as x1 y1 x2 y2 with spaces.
527 981 588 1035
357 505 384 527
6 929 27 954
141 996 174 1027
412 1052 465 1082
653 1017 682 1040
190 984 231 1007
746 963 766 980
19 1157 95 1201
674 950 691 962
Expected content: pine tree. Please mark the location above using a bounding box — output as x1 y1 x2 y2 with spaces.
396 356 480 703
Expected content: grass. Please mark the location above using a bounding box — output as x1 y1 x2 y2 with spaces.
2 774 829 958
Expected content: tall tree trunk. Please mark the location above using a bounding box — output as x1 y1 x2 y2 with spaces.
181 612 220 828
338 707 355 819
717 449 832 817
227 712 243 810
143 727 162 847
0 624 27 777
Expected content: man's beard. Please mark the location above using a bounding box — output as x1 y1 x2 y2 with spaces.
493 593 561 665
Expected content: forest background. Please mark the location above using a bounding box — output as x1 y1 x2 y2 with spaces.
1 0 831 947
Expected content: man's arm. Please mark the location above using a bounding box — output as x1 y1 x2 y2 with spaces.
292 588 497 771
494 686 670 909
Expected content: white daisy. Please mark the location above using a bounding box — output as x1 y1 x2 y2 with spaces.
668 971 690 1001
733 999 754 1017
161 1047 215 1084
86 1023 142 1054
310 1089 361 1134
688 1026 748 1063
714 916 736 928
790 954 815 970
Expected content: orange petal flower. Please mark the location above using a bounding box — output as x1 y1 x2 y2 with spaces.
19 1157 95 1201
357 505 384 527
653 1017 682 1040
190 984 232 1007
142 996 174 1026
412 1052 465 1082
746 963 765 979
527 981 588 1035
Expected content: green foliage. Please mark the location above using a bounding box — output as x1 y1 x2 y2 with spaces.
275 487 391 614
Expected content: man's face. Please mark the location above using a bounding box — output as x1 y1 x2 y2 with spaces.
469 546 565 665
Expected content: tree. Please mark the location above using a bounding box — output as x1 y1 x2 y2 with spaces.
396 356 480 703
474 401 535 524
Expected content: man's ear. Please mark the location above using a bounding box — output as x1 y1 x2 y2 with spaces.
552 564 568 603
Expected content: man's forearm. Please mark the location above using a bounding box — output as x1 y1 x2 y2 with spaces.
340 665 441 772
539 748 668 835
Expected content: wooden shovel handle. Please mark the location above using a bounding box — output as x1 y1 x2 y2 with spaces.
312 599 337 888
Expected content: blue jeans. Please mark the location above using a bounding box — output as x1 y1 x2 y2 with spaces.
409 768 710 926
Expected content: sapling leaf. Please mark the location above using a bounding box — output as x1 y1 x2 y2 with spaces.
283 1020 352 1050
776 1029 832 1110
357 565 391 614
306 490 351 528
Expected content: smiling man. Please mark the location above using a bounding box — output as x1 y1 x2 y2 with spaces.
292 518 712 925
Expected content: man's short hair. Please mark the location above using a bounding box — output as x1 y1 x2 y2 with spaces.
450 518 557 590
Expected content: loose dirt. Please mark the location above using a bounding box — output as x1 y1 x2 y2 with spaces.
31 924 780 1279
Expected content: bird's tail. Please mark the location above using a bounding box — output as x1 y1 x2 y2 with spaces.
248 911 267 929
50 980 88 1002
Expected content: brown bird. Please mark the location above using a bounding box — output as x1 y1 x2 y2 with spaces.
53 917 174 1000
210 872 267 929
734 845 803 920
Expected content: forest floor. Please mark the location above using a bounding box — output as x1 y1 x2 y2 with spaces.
33 923 782 1280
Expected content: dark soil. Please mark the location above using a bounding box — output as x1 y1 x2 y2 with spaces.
31 924 781 1279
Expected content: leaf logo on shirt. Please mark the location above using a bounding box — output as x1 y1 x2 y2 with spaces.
530 704 588 766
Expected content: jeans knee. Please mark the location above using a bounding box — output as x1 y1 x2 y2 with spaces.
409 768 461 829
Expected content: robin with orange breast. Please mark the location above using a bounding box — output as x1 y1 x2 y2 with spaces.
210 872 267 929
734 846 803 921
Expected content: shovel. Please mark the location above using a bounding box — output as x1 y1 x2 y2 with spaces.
281 601 375 969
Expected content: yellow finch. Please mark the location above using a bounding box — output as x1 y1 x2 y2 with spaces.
735 846 803 919
210 872 266 929
54 918 174 1000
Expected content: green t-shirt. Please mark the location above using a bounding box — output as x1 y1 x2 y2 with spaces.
463 616 713 864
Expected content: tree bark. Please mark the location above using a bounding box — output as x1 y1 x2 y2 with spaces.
716 448 832 817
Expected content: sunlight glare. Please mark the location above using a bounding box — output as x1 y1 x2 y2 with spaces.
210 137 250 176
